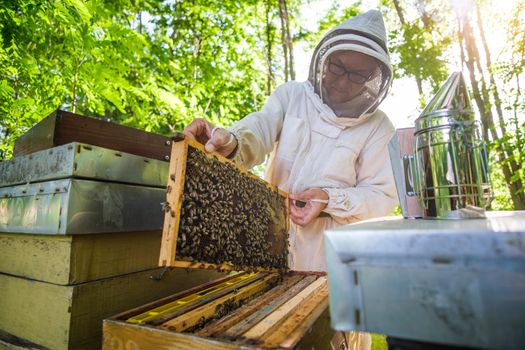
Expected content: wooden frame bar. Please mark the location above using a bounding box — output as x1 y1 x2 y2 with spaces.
159 274 279 332
262 283 329 348
195 274 305 337
222 275 317 338
241 276 327 339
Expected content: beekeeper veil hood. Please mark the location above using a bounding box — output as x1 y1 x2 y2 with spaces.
308 10 392 119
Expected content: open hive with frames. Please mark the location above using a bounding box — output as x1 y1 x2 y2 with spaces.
103 133 336 350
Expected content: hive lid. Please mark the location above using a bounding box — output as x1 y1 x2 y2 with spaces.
0 142 168 188
416 71 475 131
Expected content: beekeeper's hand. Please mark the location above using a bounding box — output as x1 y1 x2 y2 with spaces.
289 188 329 226
182 118 238 157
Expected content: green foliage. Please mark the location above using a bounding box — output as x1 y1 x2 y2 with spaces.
1 0 524 211
386 9 451 101
295 1 361 49
0 0 270 160
489 159 514 210
490 1 525 205
371 333 388 350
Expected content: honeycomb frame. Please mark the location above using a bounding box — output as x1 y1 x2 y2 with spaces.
159 134 289 272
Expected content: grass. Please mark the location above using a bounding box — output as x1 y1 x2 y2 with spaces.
371 333 388 350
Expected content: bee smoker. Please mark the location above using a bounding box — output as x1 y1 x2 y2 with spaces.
389 72 493 219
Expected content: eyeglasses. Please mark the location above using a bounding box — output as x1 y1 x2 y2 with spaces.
327 60 376 84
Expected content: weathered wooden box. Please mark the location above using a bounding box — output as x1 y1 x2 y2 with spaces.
0 125 224 349
0 230 164 285
103 272 334 349
103 136 336 350
0 268 223 350
13 109 171 161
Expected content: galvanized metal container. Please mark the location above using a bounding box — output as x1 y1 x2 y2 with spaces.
392 72 492 219
0 142 168 188
0 179 165 234
324 212 525 349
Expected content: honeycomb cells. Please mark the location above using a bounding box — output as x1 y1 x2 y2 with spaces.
176 147 288 270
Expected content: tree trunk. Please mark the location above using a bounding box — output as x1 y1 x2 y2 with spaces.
392 0 405 24
278 0 294 80
475 3 506 135
392 0 423 96
475 2 525 208
458 16 525 209
416 0 432 27
278 0 289 81
265 0 274 95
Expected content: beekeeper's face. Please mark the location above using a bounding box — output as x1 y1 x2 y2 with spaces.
323 51 379 105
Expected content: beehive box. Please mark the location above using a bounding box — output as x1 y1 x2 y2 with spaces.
103 272 334 349
0 230 164 285
103 135 337 349
159 135 289 272
0 142 169 189
0 142 169 235
0 132 222 349
13 109 171 161
0 268 223 350
324 213 525 350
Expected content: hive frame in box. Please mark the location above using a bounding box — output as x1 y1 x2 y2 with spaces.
159 133 289 272
103 272 333 350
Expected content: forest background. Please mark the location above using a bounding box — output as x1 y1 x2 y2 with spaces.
1 0 524 210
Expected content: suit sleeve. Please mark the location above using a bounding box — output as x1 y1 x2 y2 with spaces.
322 125 399 224
227 83 292 169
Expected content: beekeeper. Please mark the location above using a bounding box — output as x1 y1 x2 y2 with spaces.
183 10 398 272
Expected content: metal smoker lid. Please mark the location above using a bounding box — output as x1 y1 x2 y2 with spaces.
415 71 474 132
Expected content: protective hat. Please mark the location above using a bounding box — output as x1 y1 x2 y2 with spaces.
308 10 392 119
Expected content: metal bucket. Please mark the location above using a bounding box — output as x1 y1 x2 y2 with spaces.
406 72 492 219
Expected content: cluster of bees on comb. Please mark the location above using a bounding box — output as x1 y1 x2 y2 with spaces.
176 147 288 270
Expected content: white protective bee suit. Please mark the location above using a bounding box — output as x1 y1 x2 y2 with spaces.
229 10 398 273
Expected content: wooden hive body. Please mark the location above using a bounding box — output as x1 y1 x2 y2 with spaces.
13 109 171 161
0 118 222 349
103 272 333 349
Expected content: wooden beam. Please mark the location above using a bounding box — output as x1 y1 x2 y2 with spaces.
159 139 188 267
222 275 316 338
196 274 304 337
262 284 329 348
241 276 327 340
169 261 278 273
159 274 279 332
103 320 241 350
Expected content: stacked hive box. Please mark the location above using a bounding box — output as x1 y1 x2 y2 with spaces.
0 111 221 349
